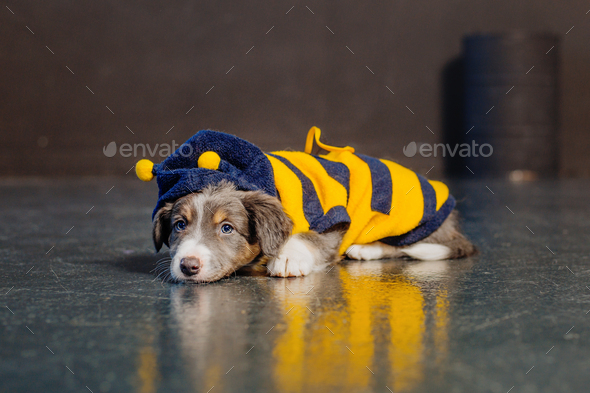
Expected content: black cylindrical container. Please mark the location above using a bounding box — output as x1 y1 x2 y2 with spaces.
462 32 559 177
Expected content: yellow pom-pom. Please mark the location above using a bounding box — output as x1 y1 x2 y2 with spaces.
136 159 155 181
198 151 221 170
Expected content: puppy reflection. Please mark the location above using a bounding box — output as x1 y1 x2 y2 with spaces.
170 284 254 391
168 259 473 392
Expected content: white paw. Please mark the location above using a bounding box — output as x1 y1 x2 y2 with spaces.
401 243 451 260
267 237 316 277
345 243 385 261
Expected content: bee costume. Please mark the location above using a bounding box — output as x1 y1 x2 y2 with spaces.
137 127 455 255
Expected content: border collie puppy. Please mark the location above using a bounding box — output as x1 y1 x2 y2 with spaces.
138 128 476 283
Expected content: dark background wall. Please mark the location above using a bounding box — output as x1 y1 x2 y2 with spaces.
1 0 589 178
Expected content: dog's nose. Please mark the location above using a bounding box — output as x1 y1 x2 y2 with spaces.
180 257 201 276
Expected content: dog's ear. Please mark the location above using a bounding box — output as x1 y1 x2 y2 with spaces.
153 203 173 252
241 191 292 258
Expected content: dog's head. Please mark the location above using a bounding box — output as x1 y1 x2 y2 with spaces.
153 181 292 283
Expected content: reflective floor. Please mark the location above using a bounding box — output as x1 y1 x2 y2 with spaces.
1 177 589 392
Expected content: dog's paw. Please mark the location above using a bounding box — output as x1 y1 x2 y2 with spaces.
267 237 316 277
345 243 386 260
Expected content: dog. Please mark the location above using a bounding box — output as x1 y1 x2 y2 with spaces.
152 180 475 283
139 128 477 283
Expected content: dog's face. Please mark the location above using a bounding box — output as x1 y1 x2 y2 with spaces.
153 182 292 283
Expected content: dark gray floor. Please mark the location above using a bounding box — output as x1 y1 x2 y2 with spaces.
1 177 589 393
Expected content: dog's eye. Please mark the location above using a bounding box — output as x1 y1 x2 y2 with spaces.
174 220 187 231
220 223 233 234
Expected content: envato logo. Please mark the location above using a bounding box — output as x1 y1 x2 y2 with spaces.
103 141 192 158
403 141 493 158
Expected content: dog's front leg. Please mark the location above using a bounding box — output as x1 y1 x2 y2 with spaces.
266 234 318 277
266 230 343 277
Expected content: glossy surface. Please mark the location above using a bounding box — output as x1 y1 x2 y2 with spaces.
1 178 589 392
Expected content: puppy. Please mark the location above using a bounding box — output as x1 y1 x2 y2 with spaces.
152 181 476 283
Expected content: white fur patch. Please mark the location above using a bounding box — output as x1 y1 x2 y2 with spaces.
267 236 317 277
171 239 212 281
346 242 451 261
345 243 386 261
401 243 451 261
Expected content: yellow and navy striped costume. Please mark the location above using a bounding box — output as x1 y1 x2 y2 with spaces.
266 128 455 254
138 127 455 255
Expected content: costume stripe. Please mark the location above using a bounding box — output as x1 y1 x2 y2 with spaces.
272 151 348 215
315 157 350 195
265 154 310 234
379 195 455 246
314 206 351 233
356 154 392 215
429 180 449 211
417 175 436 225
268 154 324 230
